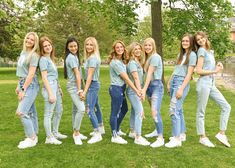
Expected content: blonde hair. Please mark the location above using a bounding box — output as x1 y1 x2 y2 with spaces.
39 36 55 62
143 37 157 71
84 37 101 62
23 32 39 64
127 42 143 66
107 40 128 64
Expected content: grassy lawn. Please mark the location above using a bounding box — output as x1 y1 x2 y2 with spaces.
0 67 234 168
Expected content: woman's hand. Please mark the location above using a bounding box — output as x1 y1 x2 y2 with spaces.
167 83 170 95
49 94 56 103
15 86 20 95
18 91 25 101
176 87 183 99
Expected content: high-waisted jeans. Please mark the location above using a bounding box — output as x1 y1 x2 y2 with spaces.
146 80 164 135
16 77 39 137
169 75 189 137
67 81 85 131
109 84 128 136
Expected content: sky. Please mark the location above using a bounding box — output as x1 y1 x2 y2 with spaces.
137 0 235 20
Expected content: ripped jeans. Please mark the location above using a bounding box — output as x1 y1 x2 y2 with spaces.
146 80 164 135
169 75 189 137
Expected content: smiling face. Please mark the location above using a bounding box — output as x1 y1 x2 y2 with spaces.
25 34 35 49
144 41 153 55
42 41 52 55
85 40 94 55
115 42 124 57
68 41 78 55
196 34 207 47
132 45 142 58
181 36 190 51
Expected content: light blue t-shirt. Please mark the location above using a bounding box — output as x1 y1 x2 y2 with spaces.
127 60 143 92
16 51 39 78
148 53 163 80
197 47 215 71
39 56 58 81
65 53 82 82
109 59 126 86
84 55 100 81
173 51 197 77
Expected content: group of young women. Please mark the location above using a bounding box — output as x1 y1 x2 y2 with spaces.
15 31 231 149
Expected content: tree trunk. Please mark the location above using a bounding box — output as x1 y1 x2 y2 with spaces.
151 0 165 83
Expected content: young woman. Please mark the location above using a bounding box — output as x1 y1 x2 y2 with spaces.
80 37 104 144
15 32 40 149
164 34 197 148
39 36 67 145
64 37 87 145
195 31 231 148
142 37 164 148
126 42 150 146
108 40 141 144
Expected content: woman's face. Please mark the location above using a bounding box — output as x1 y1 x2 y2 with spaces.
115 42 124 56
133 45 142 58
144 41 153 55
181 36 190 50
196 35 206 47
68 41 78 55
25 34 35 49
43 41 52 55
85 40 94 54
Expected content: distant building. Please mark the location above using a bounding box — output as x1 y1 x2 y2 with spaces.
230 17 235 42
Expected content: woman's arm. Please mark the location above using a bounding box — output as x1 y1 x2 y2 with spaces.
73 67 82 94
131 71 141 90
18 66 37 101
196 56 222 75
80 67 95 100
41 70 56 103
120 72 140 96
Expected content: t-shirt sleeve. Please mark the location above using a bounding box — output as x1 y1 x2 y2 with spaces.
129 61 138 73
112 61 125 75
30 53 39 67
188 52 197 66
68 56 78 69
197 48 206 58
88 57 97 68
149 55 160 67
39 57 48 71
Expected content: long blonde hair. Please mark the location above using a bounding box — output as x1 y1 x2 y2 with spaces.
23 32 39 64
107 40 128 64
84 37 101 62
143 37 157 72
39 36 55 62
127 42 143 66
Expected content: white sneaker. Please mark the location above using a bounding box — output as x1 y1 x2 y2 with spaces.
18 138 37 149
54 132 67 139
73 134 82 145
145 130 158 138
111 136 128 144
128 132 136 139
87 132 102 144
150 137 164 148
117 130 126 136
134 136 150 146
199 137 215 148
19 136 38 145
165 137 182 148
169 134 186 142
90 126 105 136
215 133 231 147
79 133 88 140
45 137 62 145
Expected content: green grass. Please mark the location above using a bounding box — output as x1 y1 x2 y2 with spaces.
0 67 235 168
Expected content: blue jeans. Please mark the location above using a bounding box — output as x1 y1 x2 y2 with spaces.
169 75 189 137
109 85 128 136
42 80 63 137
16 77 39 137
67 81 85 131
196 76 231 135
146 80 164 135
86 81 103 130
127 91 143 135
95 99 103 125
